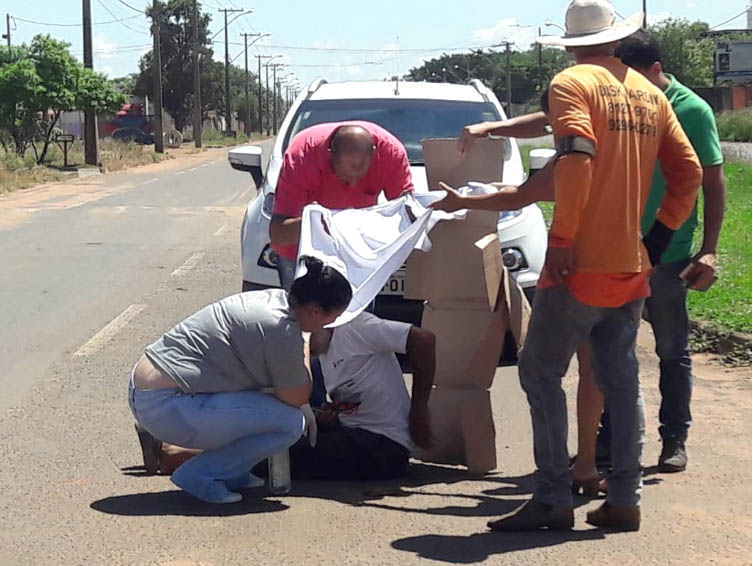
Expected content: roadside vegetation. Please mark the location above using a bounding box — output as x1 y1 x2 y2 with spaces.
188 131 272 148
520 145 751 341
0 140 169 194
715 109 752 143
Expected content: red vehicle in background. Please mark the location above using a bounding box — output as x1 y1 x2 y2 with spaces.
104 103 152 137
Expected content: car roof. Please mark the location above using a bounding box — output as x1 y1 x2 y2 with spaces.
307 80 492 103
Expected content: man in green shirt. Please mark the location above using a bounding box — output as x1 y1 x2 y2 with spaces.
603 31 727 473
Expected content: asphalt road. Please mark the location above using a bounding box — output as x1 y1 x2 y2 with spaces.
0 141 273 412
0 144 750 565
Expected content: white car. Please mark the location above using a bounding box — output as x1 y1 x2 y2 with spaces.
230 78 548 326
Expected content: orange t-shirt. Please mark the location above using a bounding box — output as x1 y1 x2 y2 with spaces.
544 57 702 307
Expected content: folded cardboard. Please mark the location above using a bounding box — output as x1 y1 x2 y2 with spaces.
405 232 503 309
502 267 532 347
413 388 496 475
421 302 508 390
421 137 506 190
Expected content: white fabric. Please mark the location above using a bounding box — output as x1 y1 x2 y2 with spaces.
296 183 499 326
300 403 318 447
319 312 413 450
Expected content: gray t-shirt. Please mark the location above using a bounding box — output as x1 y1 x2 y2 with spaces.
145 289 308 393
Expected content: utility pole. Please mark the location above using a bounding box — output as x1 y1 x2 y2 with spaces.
255 55 271 134
3 13 10 59
537 27 543 91
82 0 99 165
272 63 283 134
151 0 164 153
218 8 242 135
192 0 201 148
265 61 271 135
241 33 261 135
642 0 647 29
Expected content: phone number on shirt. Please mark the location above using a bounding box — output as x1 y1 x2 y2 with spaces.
608 118 657 137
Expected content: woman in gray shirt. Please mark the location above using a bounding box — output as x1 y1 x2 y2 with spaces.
128 256 351 504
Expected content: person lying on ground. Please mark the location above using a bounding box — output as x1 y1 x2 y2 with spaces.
139 311 436 482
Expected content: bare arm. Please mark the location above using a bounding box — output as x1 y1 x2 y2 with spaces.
698 164 726 255
459 112 550 154
275 383 313 408
682 164 727 291
269 213 302 247
406 326 436 450
431 158 555 213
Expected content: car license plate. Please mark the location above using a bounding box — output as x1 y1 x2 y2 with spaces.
380 275 404 296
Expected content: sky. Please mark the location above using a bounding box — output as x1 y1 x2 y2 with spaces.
6 0 751 91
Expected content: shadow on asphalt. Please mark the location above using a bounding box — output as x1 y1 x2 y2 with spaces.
90 489 288 517
391 529 606 563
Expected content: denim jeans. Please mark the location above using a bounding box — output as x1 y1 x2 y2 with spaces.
276 256 297 292
599 258 693 448
128 375 304 502
519 285 645 507
646 258 693 441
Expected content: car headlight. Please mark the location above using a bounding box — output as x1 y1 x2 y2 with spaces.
501 247 527 271
257 245 279 269
499 209 523 222
262 193 275 218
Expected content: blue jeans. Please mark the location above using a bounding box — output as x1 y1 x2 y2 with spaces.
646 258 693 441
276 256 297 292
128 376 304 502
519 285 645 507
599 258 694 447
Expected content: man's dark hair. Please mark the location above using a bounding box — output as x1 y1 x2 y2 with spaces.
289 255 352 313
615 31 663 70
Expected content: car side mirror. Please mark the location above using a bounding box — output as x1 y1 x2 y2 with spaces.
228 145 264 187
528 147 557 176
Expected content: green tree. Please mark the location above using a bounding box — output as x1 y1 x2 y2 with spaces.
649 18 715 88
135 0 263 132
0 35 124 162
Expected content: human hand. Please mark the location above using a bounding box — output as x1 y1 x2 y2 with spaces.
301 403 318 447
458 123 489 155
409 405 435 450
681 252 717 291
544 245 575 285
430 182 467 213
314 404 339 431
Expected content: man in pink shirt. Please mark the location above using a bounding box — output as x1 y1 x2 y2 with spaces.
269 120 414 290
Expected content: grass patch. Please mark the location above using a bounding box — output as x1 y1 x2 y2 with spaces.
199 131 271 148
687 162 751 333
518 145 750 334
716 109 752 143
0 138 170 193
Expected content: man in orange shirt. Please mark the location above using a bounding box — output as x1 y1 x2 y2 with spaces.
481 0 702 532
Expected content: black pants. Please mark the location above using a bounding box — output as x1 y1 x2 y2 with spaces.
288 425 410 481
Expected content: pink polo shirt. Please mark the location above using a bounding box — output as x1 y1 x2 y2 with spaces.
271 121 414 259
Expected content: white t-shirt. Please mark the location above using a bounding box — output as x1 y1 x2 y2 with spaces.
318 312 413 450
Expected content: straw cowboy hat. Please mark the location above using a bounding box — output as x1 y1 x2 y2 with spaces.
537 0 643 47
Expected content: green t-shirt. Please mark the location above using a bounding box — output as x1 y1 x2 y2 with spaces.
640 74 724 263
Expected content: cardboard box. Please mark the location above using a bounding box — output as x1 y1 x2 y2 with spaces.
404 232 503 309
502 267 532 348
421 302 508 390
422 137 506 190
413 388 496 475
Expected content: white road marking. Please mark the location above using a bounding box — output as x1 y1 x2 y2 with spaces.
188 167 198 172
201 163 210 168
73 304 147 357
175 171 186 176
170 251 205 277
213 223 228 236
143 178 159 185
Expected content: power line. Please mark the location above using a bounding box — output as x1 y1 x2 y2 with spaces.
95 0 150 34
13 14 142 27
209 9 250 40
211 39 500 54
116 0 145 13
711 9 748 29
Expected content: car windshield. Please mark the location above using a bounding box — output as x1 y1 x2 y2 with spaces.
283 98 501 164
